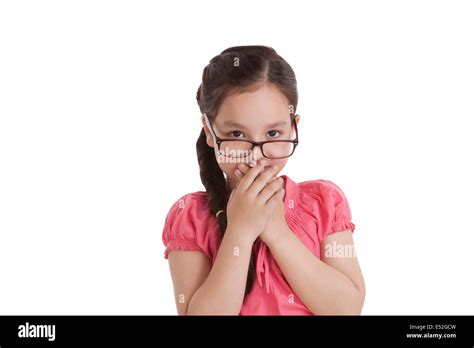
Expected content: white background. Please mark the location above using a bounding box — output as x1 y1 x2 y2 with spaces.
1 0 473 315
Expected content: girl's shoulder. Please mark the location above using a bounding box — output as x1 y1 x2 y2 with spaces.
167 190 209 207
163 191 212 223
297 178 348 200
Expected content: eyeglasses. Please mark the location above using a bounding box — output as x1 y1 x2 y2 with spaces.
203 113 299 160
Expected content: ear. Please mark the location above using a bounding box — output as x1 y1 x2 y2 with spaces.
201 114 214 148
294 114 301 125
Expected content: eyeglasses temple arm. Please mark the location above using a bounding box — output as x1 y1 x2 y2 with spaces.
203 113 218 142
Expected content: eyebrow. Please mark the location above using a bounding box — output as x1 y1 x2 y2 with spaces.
222 120 287 129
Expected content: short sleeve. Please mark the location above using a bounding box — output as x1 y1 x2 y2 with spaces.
161 193 207 259
321 180 356 238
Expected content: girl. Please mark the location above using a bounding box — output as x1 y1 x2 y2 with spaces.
162 45 365 315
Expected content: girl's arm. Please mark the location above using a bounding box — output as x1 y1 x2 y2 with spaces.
168 228 254 315
266 228 366 315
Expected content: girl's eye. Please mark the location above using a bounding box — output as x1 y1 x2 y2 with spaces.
228 130 244 138
226 130 282 138
267 130 282 138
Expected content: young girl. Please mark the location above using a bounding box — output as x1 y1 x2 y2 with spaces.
162 45 365 315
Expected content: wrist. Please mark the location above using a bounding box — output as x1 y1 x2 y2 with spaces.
225 224 258 246
265 225 291 251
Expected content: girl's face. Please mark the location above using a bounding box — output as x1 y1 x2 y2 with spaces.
201 82 300 190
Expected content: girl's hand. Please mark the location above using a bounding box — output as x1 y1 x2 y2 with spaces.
226 159 285 244
235 162 288 246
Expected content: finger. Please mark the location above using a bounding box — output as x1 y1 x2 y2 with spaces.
237 159 269 191
239 162 277 187
240 162 278 178
248 157 257 167
229 187 236 200
237 163 251 175
259 177 285 203
234 168 243 180
267 174 281 185
266 188 285 209
247 165 281 196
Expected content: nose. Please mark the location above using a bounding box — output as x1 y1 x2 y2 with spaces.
248 146 264 166
253 145 264 158
248 147 277 169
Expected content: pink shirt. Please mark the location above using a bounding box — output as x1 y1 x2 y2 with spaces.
162 175 355 315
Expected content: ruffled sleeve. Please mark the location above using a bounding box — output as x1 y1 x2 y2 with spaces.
319 180 355 239
298 179 356 241
161 192 208 259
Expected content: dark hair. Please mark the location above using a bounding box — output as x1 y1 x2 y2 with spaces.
196 45 298 296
